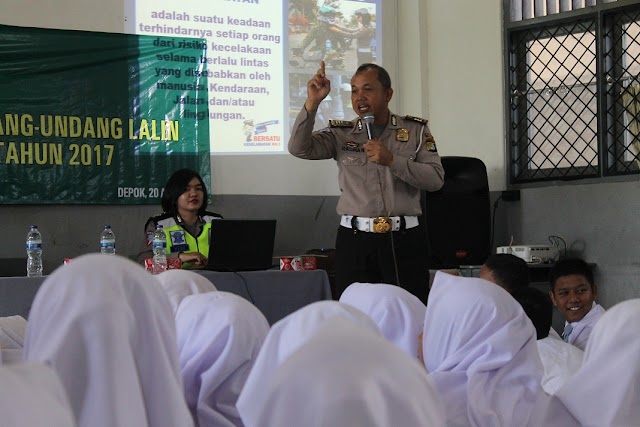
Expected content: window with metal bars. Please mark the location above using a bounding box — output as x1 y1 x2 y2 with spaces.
505 0 640 184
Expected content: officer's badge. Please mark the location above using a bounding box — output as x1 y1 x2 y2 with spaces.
424 133 437 152
405 115 428 124
170 230 186 245
345 141 358 149
396 128 409 142
170 230 189 253
330 120 353 128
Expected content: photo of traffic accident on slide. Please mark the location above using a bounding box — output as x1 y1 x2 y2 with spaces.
287 0 379 132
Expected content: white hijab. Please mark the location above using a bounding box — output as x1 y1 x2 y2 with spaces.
0 315 27 364
175 291 270 427
24 254 193 427
541 298 640 427
423 272 543 427
249 318 446 427
156 269 217 314
339 282 426 358
0 362 75 427
237 300 380 426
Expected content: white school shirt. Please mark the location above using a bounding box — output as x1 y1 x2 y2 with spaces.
540 298 640 427
156 269 217 314
248 318 446 427
0 362 75 427
175 292 270 427
423 272 544 427
563 301 605 351
24 253 193 427
236 300 381 427
339 282 426 358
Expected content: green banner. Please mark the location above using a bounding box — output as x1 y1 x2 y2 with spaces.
0 25 210 204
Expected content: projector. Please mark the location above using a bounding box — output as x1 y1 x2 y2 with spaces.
496 245 558 263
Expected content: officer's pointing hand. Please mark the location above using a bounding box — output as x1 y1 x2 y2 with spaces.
305 61 331 112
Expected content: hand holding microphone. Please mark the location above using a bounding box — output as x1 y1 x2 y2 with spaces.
363 113 393 166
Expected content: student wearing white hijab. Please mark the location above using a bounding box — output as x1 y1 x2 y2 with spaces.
0 362 75 426
511 286 584 395
156 269 217 314
237 300 381 426
24 254 194 427
175 291 270 427
540 298 640 427
249 318 446 427
422 272 543 427
0 315 27 364
339 282 426 358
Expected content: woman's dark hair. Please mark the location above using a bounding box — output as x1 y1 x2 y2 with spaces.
160 169 208 215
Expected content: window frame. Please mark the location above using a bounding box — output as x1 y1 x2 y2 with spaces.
503 0 640 187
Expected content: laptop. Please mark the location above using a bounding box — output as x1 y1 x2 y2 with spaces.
206 219 277 272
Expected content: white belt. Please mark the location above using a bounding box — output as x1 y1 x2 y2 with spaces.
340 215 419 233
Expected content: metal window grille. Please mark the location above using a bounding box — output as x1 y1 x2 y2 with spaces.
506 1 640 184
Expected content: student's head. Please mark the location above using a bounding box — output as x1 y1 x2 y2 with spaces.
479 253 530 293
548 258 596 324
161 169 209 216
512 287 552 339
351 63 393 124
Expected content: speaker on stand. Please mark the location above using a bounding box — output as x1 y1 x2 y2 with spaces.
422 156 491 269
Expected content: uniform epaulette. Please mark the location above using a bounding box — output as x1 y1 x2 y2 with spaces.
329 119 353 128
404 115 429 125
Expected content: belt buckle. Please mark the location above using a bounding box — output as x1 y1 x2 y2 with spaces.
372 216 392 233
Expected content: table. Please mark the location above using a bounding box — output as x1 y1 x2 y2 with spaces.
0 269 332 325
197 270 332 324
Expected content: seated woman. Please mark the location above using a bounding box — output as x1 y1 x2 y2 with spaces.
138 168 222 269
244 318 445 427
24 254 193 427
339 282 426 358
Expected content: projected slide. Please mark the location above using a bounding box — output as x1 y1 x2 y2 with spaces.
134 0 381 154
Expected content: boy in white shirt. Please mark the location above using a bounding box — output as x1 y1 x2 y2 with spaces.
548 258 605 351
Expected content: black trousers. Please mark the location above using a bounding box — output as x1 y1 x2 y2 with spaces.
334 222 430 303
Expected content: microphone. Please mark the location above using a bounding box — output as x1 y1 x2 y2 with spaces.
363 114 374 139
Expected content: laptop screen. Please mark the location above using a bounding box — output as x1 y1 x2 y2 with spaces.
207 219 277 272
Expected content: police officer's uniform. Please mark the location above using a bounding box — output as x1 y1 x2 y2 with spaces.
137 211 222 269
289 107 444 301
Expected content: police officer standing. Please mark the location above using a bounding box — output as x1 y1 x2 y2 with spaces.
288 62 444 302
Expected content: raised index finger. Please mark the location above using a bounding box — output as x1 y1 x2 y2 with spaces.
319 61 326 77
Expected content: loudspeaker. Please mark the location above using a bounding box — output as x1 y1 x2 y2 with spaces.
423 156 491 269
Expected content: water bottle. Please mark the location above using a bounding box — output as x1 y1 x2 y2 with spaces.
26 225 43 277
152 225 167 274
100 225 116 255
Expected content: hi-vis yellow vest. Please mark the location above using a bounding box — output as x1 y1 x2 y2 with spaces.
155 213 220 269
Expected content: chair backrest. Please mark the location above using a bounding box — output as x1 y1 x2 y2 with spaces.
423 156 491 269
